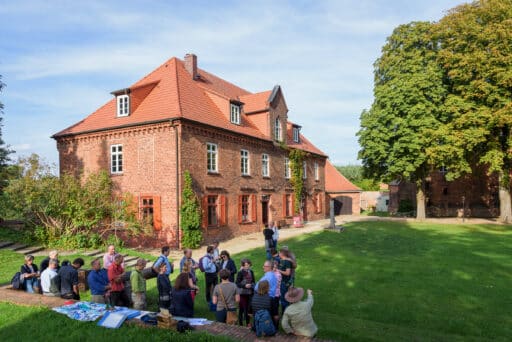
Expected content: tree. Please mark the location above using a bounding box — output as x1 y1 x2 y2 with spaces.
358 21 448 219
0 75 14 190
430 0 512 222
179 170 202 248
335 164 381 191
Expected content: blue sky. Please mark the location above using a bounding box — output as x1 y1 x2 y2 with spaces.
1 0 464 169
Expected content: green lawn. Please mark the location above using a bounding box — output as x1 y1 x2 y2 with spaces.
1 222 512 341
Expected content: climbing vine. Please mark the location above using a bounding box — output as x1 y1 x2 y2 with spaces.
180 170 202 248
289 149 308 214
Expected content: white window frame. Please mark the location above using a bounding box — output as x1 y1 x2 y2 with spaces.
241 149 250 176
293 127 300 143
274 117 282 141
230 103 241 125
111 144 123 174
207 143 218 173
262 154 270 177
117 95 130 117
314 161 319 181
303 161 307 179
284 157 291 179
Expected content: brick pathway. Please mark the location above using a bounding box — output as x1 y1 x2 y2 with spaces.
0 286 334 341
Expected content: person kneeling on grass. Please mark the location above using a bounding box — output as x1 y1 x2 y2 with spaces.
41 259 60 296
281 287 318 338
170 273 195 318
59 258 84 300
88 259 110 303
212 269 239 323
130 259 147 310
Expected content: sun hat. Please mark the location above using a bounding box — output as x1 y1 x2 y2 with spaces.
285 287 304 304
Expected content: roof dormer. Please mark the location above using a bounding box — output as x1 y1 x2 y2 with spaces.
230 100 243 125
111 88 131 117
292 124 301 143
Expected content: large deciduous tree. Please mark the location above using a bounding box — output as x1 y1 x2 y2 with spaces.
0 75 14 190
429 0 512 222
358 22 447 219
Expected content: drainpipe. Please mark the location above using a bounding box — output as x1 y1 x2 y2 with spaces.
171 120 180 249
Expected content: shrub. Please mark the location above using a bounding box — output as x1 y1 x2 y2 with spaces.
398 199 414 213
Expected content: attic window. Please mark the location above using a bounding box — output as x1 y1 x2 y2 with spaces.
274 117 282 141
230 103 241 125
117 94 130 117
293 127 300 143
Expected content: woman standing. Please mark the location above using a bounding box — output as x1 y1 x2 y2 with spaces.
219 250 237 282
21 255 39 293
278 248 293 312
182 260 199 300
235 258 255 326
157 263 172 310
171 273 195 318
212 269 239 323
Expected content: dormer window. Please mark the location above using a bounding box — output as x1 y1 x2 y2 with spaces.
117 94 130 117
293 127 300 143
274 117 282 141
230 103 241 125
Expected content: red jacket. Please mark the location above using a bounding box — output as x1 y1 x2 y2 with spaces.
108 263 124 292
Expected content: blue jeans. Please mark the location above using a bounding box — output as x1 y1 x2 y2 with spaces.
25 277 39 293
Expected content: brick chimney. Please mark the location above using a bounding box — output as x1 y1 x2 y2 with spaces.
184 53 198 79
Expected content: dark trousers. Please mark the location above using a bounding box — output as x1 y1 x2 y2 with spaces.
111 290 130 307
205 272 218 303
215 308 236 323
239 294 252 326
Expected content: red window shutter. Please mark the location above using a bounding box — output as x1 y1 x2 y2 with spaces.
202 196 208 228
219 195 227 226
238 195 243 224
291 194 296 216
153 195 162 230
251 194 257 222
282 194 287 217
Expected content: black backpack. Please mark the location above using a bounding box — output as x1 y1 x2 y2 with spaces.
177 320 194 333
11 272 23 290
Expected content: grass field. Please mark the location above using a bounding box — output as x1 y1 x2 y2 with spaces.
1 221 512 341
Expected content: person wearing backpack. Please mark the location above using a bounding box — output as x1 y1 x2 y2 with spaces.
21 255 40 294
282 287 318 338
200 245 218 306
152 246 174 278
250 280 276 337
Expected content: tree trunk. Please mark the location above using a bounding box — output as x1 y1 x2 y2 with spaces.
498 171 512 223
416 179 426 220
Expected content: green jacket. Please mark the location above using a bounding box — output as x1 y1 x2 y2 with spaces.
130 269 146 293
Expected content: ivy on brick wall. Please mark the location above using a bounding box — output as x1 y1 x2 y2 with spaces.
289 148 308 215
180 170 202 248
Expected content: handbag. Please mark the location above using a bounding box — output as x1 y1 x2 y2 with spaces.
218 286 237 325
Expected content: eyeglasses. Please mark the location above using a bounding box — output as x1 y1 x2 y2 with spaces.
263 265 271 268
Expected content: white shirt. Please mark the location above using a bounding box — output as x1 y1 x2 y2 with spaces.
271 225 279 240
40 268 58 293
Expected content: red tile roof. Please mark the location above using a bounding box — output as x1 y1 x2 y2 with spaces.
286 122 326 157
240 90 272 113
325 160 361 193
53 55 328 158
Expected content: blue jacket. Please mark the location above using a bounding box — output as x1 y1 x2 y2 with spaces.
171 289 194 317
87 269 109 295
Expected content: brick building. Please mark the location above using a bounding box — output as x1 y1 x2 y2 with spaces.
324 160 361 215
388 168 499 217
52 54 329 247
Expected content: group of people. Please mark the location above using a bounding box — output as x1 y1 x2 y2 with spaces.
188 227 317 338
16 227 316 338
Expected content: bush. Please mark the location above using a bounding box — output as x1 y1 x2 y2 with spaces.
398 199 414 213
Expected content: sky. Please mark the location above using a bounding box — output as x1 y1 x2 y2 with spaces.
0 0 465 170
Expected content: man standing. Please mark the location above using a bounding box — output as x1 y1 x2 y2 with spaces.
59 258 84 300
88 259 110 304
201 245 218 306
271 221 280 250
255 260 278 324
40 259 59 296
108 254 130 307
179 248 198 273
263 225 274 260
152 246 174 278
103 245 117 270
130 259 147 310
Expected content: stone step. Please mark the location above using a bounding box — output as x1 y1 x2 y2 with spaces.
6 243 29 251
84 250 103 257
123 256 138 263
16 246 45 255
0 241 14 249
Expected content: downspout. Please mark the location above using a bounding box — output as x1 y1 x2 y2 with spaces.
171 120 180 249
